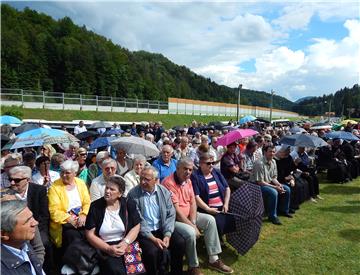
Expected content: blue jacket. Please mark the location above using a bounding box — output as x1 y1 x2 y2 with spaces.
190 168 229 210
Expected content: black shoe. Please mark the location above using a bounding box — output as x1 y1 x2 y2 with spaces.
289 209 296 214
281 213 293 218
269 217 282 225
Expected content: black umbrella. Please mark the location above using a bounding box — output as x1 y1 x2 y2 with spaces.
13 123 40 134
88 121 113 129
279 134 328 147
172 126 185 132
226 182 264 255
76 131 99 140
208 121 225 130
199 125 214 132
1 135 10 149
255 118 270 124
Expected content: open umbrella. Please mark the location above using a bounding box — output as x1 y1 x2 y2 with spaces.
216 129 258 147
102 128 124 136
325 131 359 141
1 135 10 149
279 134 328 147
310 123 332 130
222 125 238 131
14 123 40 135
76 131 99 140
208 121 225 130
239 115 256 124
254 118 270 124
88 121 113 129
89 136 117 150
226 182 264 255
0 115 22 124
11 128 79 149
341 119 358 125
111 136 160 158
289 126 307 134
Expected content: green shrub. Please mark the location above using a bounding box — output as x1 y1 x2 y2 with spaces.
1 105 24 119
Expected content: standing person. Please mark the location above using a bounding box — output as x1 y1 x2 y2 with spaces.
153 145 177 183
128 166 186 275
250 145 292 225
85 176 141 275
74 121 87 135
1 200 44 275
162 158 233 275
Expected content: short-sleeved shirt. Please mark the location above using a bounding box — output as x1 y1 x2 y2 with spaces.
220 152 241 179
153 157 177 183
250 156 278 184
162 173 194 218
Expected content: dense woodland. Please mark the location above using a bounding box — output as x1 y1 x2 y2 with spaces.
1 5 359 116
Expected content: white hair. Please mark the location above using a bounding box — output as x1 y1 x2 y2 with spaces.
9 166 32 178
60 160 79 173
96 151 109 164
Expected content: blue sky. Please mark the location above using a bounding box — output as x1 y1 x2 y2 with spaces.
5 1 360 101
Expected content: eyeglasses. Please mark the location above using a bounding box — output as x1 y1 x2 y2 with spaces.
9 177 27 183
79 153 87 157
203 161 216 166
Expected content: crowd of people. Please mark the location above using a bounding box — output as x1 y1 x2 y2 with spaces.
1 118 359 275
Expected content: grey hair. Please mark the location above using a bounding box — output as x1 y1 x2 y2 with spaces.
133 155 146 166
1 200 27 233
60 160 79 173
143 166 159 180
96 151 109 164
162 145 173 153
145 133 154 141
69 142 80 149
176 157 194 169
101 158 116 168
9 166 32 178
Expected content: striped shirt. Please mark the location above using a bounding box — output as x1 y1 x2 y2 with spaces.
206 176 223 208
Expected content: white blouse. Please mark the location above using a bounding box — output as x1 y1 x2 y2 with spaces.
66 186 82 213
99 208 125 242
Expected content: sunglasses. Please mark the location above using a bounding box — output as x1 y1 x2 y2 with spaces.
79 153 87 157
9 177 27 183
203 161 216 166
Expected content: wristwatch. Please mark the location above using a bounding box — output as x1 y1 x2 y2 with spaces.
124 238 131 245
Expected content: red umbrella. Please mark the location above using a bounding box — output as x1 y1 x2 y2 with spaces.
216 129 258 147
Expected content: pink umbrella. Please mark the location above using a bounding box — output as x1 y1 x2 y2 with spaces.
216 129 258 147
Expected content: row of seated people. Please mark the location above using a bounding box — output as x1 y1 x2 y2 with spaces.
1 137 325 275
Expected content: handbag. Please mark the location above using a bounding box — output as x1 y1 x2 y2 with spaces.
123 241 146 274
123 200 146 275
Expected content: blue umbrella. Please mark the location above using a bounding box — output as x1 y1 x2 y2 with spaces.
239 115 256 124
0 115 22 124
279 134 328 147
11 128 79 149
325 131 359 141
102 128 124 136
89 136 117 150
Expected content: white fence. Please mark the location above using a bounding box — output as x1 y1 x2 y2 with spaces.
1 88 300 118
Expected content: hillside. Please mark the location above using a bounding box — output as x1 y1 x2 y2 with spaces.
1 4 294 111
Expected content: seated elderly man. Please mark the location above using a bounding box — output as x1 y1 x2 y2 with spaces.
153 145 177 183
1 200 44 274
7 165 53 273
162 158 233 275
127 166 186 275
250 145 292 225
90 158 117 202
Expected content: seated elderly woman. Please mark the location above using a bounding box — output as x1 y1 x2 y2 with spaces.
48 160 90 250
63 142 80 161
190 153 235 237
85 175 141 275
32 156 60 188
123 155 147 196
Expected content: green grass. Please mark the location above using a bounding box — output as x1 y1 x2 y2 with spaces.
199 177 360 275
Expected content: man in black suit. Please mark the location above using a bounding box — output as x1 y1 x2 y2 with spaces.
8 165 54 274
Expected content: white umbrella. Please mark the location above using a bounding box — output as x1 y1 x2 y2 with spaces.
111 136 160 158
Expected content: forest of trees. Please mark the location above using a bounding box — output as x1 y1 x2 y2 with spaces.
1 4 359 116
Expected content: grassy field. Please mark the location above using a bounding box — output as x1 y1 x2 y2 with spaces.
199 176 360 275
1 106 310 129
